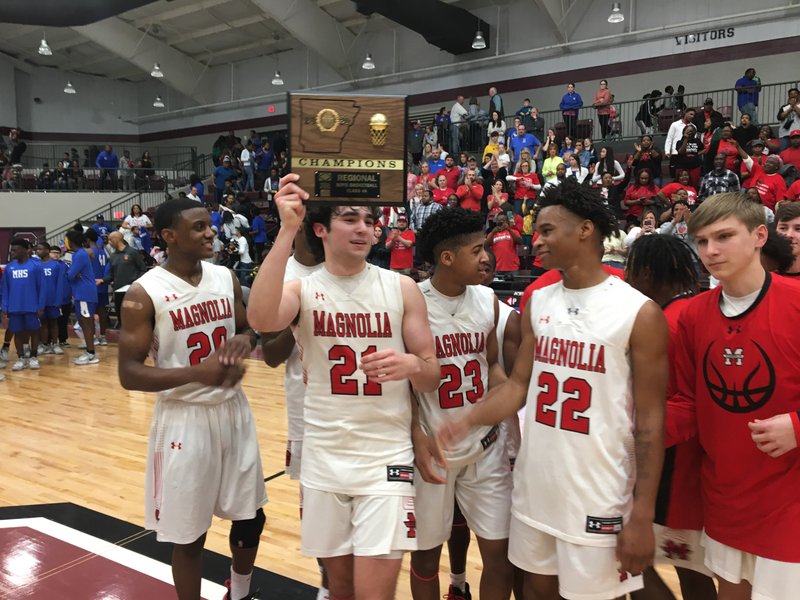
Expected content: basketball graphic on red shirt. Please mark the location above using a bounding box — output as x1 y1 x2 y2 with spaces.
702 339 775 413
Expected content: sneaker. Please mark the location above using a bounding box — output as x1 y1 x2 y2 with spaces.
0 348 9 362
73 352 100 365
11 359 27 371
98 336 108 346
222 579 261 600
78 340 87 349
60 341 71 348
445 583 471 600
37 344 47 355
52 345 64 355
28 357 40 370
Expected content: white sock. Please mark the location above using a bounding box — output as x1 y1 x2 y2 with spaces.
230 568 252 600
316 587 329 600
450 572 466 592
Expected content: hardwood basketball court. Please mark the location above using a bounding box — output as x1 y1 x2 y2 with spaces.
0 342 684 598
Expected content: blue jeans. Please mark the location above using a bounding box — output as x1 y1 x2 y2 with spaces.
739 102 758 126
243 165 255 191
450 123 462 155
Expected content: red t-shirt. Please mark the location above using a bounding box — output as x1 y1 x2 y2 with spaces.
389 229 415 270
456 183 484 211
743 161 787 209
418 173 437 189
431 187 454 205
519 265 624 313
659 182 698 207
667 275 800 561
623 184 660 219
490 230 519 272
433 167 460 191
780 146 800 172
717 139 739 171
656 296 703 530
787 179 800 201
514 173 541 200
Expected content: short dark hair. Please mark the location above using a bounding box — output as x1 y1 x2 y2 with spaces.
38 241 51 251
10 237 30 249
417 206 485 264
85 228 99 243
538 177 620 240
776 201 800 223
763 225 795 274
65 229 84 248
304 205 381 262
154 198 208 234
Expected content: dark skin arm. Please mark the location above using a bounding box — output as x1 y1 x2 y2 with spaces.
616 301 668 576
118 270 254 391
501 309 521 377
260 328 295 368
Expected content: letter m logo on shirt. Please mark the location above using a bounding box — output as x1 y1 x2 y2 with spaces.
723 347 744 366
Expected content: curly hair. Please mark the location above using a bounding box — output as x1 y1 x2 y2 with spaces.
417 206 486 264
626 234 697 294
538 177 620 240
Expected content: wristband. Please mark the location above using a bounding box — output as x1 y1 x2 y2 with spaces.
791 412 800 447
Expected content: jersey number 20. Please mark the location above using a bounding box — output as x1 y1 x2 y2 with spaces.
187 325 228 365
535 371 592 434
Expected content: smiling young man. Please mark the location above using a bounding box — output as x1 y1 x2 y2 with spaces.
438 178 668 600
118 198 266 600
410 207 513 600
248 174 440 600
667 192 800 600
776 202 800 277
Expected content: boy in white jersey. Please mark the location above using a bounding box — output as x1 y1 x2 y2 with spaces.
259 223 328 599
248 173 440 600
118 199 266 600
439 177 669 600
411 207 513 600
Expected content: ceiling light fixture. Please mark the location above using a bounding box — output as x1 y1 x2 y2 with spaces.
153 95 165 108
471 29 487 50
361 53 375 70
271 70 284 86
608 2 625 23
63 81 76 94
150 63 164 78
38 34 52 56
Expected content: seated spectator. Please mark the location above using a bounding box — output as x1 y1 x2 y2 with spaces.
542 144 564 184
775 202 800 275
693 97 724 134
673 124 704 188
758 125 781 155
485 213 521 273
509 124 541 167
710 125 741 172
434 155 461 190
574 140 593 170
38 163 54 190
424 125 437 148
780 130 800 171
787 176 800 201
631 135 663 184
564 154 589 184
385 215 415 275
559 136 576 159
698 153 741 202
591 146 625 185
745 187 775 224
623 169 660 222
658 169 699 208
455 169 484 211
593 172 624 217
427 147 446 173
508 160 541 215
431 174 454 206
623 208 659 246
583 137 598 165
483 131 501 160
657 197 696 255
481 155 508 201
741 153 787 211
486 180 509 224
496 143 511 169
602 229 627 269
52 163 69 190
542 128 558 157
543 163 568 190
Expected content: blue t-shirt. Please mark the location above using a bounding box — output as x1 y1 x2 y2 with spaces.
735 76 760 108
427 158 446 173
92 222 112 237
68 248 99 303
510 133 541 158
1 259 45 314
40 260 65 308
251 215 267 243
213 165 237 189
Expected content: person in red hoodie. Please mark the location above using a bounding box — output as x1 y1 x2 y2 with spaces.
668 192 800 600
456 169 484 212
625 234 717 600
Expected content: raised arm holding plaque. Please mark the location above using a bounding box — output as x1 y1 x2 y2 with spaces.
289 93 407 206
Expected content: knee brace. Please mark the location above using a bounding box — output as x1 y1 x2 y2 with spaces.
230 508 265 549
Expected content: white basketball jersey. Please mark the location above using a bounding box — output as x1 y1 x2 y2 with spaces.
297 265 414 495
417 280 496 467
284 256 324 442
136 262 241 405
495 299 522 460
512 276 649 547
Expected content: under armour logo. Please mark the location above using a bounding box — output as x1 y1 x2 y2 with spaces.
662 540 691 561
164 293 178 302
170 441 182 450
567 308 579 315
723 347 744 366
727 325 742 334
315 292 326 301
538 316 550 324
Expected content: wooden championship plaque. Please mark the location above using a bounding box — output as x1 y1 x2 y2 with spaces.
289 93 407 206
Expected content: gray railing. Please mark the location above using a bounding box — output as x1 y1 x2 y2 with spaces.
1 167 197 193
46 190 169 247
410 80 799 147
7 143 197 172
